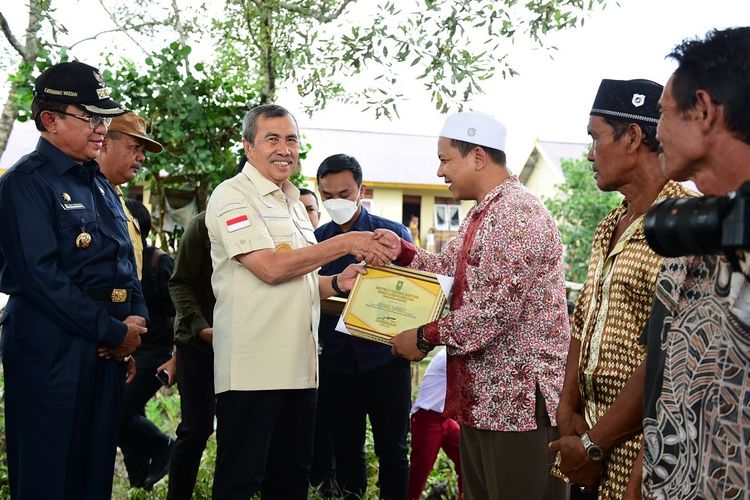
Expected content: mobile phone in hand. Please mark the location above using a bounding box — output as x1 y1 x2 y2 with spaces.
156 370 170 387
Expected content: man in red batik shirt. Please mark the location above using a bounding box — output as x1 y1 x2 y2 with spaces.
385 111 570 499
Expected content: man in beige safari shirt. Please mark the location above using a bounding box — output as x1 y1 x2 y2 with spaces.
205 104 399 500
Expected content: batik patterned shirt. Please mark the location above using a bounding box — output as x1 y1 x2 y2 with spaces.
554 181 694 498
642 250 750 499
398 176 569 431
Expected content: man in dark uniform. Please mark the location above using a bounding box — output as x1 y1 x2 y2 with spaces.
0 61 148 499
314 154 413 500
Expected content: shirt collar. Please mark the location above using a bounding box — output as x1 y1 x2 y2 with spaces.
473 175 520 213
36 137 100 177
241 161 300 202
349 205 371 231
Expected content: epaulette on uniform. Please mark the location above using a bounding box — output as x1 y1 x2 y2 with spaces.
9 152 45 174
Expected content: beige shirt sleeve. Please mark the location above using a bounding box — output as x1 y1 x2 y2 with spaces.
209 188 275 259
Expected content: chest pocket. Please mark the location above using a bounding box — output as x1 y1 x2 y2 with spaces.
57 209 98 251
292 204 317 245
104 197 128 222
259 207 294 242
58 208 97 229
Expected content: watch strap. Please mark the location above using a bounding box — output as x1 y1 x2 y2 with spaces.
416 325 435 354
331 274 344 295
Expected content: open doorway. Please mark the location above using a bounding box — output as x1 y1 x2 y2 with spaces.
402 195 422 247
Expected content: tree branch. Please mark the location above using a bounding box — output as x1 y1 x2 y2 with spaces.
67 23 161 49
241 0 264 54
96 0 149 55
278 0 355 23
0 11 27 58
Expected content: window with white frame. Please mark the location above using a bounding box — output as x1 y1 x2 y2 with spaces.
434 203 461 231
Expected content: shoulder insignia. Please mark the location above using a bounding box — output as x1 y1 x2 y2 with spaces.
14 152 45 174
216 198 249 216
225 214 251 232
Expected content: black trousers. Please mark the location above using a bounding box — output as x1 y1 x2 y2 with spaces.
118 353 173 485
212 388 317 500
309 402 337 495
167 344 215 499
318 363 411 500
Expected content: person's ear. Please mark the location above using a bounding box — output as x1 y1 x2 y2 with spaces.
626 123 644 152
473 146 488 171
242 138 253 157
41 110 58 133
694 89 721 134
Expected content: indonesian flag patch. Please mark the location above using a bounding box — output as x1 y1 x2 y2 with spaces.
225 214 251 232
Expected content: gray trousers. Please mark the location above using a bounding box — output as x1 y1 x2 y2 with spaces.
459 387 569 500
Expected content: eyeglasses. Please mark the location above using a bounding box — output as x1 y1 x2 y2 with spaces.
57 111 112 129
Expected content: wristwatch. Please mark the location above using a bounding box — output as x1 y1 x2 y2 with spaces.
416 325 435 354
580 432 605 462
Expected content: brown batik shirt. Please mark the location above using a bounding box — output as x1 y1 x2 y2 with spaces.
554 180 695 498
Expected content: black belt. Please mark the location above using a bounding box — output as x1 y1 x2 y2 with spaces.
86 288 131 303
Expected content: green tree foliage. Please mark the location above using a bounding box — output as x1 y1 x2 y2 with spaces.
3 0 610 245
99 42 254 246
215 0 608 118
544 156 621 283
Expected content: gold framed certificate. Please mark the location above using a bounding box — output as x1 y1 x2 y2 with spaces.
341 265 446 344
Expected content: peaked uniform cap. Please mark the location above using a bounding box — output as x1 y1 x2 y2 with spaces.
34 61 127 116
108 112 163 153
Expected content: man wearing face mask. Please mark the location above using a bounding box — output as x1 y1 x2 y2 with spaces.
314 154 413 500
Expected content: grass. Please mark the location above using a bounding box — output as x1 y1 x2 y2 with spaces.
1 355 459 499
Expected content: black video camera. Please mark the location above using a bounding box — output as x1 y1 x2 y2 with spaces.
644 181 750 258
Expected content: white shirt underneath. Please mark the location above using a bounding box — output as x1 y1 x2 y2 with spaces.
411 348 448 415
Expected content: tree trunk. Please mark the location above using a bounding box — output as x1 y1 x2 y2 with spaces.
258 5 276 103
0 0 48 152
0 84 19 154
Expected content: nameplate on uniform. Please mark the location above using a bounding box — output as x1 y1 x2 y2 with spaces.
62 203 86 210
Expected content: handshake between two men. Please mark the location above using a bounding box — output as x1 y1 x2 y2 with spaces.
351 228 403 266
335 228 430 363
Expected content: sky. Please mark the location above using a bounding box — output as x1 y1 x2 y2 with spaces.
290 0 748 165
1 0 748 167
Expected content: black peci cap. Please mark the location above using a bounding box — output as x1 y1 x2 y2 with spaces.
34 61 128 116
590 79 663 127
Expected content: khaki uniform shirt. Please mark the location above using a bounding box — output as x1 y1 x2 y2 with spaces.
206 163 319 393
115 185 143 279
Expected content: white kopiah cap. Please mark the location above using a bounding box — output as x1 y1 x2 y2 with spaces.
439 111 506 151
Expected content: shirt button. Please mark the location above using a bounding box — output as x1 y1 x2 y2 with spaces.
240 239 246 244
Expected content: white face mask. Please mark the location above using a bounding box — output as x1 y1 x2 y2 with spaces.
323 198 358 225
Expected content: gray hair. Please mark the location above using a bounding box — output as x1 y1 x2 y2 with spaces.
242 104 297 143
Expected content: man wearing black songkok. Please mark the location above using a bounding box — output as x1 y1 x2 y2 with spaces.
549 79 695 499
